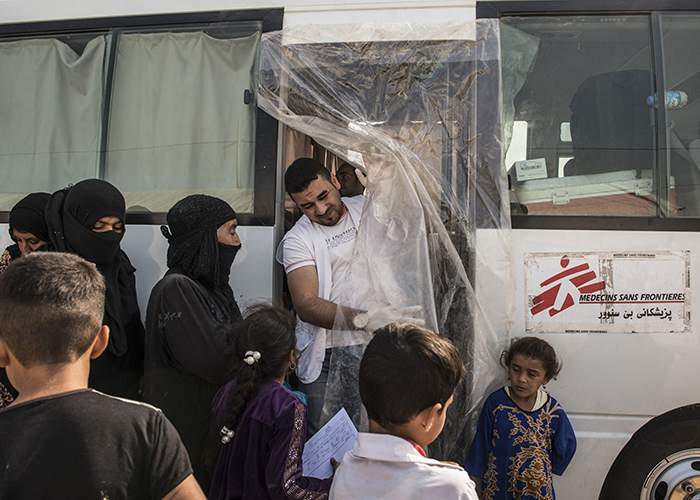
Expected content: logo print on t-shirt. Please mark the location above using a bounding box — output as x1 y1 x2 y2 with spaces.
325 226 357 249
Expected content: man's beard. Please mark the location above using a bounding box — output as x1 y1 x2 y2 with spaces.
314 205 342 226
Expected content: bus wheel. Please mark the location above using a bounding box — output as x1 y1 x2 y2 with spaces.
599 404 700 500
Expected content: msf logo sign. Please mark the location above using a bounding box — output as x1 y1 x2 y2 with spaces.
530 256 605 317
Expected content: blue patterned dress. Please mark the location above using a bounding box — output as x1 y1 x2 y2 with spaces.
465 387 576 500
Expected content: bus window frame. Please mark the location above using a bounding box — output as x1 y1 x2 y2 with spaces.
0 8 283 227
478 0 700 232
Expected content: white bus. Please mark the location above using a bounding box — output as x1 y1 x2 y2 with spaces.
2 1 700 498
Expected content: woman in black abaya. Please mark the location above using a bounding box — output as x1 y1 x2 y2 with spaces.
46 179 144 401
0 192 52 407
144 195 241 491
0 192 51 274
144 194 243 487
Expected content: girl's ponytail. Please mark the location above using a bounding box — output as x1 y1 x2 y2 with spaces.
220 350 263 443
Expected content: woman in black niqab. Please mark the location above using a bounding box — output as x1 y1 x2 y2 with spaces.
164 194 242 314
0 192 51 274
144 194 243 487
46 179 144 401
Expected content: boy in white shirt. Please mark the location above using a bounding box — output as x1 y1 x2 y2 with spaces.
330 323 478 500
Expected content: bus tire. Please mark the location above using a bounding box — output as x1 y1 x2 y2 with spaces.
599 404 700 500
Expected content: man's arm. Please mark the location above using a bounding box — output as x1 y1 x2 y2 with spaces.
287 265 363 329
162 475 205 500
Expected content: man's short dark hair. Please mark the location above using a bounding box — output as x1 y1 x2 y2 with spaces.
359 322 465 427
0 252 106 367
285 157 332 195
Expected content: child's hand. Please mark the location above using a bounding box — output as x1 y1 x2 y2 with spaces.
330 457 340 474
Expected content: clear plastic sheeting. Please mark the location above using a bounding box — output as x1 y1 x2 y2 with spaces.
258 21 511 460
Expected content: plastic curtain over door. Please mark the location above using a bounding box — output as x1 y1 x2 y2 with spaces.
258 21 512 460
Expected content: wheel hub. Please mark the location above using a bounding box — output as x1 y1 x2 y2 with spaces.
641 449 700 500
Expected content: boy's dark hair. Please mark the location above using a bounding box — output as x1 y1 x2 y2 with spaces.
0 252 105 367
359 322 465 427
285 157 332 195
501 336 562 380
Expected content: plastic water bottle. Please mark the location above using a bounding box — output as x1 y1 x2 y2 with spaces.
646 90 688 109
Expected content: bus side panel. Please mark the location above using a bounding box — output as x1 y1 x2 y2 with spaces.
0 223 276 317
478 228 700 498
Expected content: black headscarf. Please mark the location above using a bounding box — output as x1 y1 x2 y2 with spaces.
5 192 51 259
9 192 51 242
46 179 138 357
162 195 240 305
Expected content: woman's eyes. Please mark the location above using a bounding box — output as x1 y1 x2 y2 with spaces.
93 222 124 232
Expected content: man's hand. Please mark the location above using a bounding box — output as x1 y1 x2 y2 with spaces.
366 305 425 332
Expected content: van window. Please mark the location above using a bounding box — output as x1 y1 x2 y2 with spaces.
0 19 267 219
105 26 260 213
503 16 658 217
0 33 107 211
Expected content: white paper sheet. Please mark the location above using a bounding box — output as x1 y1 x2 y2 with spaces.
302 408 358 479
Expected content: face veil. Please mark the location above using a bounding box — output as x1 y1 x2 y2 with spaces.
46 179 138 357
162 194 240 305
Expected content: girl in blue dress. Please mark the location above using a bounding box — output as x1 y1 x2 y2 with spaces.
465 337 576 500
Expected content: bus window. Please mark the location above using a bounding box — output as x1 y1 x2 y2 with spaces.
0 15 275 223
105 24 261 214
659 14 700 217
0 33 108 210
503 16 658 217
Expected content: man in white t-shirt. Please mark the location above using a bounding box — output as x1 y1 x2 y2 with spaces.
277 157 368 432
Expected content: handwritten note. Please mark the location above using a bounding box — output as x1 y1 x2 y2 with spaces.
302 408 358 479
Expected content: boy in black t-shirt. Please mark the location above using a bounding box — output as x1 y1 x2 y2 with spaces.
0 252 205 500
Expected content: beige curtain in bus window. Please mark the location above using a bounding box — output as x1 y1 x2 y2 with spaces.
0 37 105 210
106 31 259 213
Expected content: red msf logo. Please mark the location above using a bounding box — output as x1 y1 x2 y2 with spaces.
531 256 606 317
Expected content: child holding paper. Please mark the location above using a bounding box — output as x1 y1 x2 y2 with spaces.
208 305 331 500
330 323 479 500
